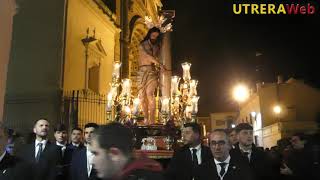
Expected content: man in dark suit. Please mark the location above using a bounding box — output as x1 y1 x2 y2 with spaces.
231 123 273 180
196 129 252 180
54 124 73 180
280 133 314 180
165 122 213 180
16 118 61 180
70 123 100 180
67 127 84 150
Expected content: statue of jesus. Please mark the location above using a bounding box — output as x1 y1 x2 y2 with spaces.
137 27 163 125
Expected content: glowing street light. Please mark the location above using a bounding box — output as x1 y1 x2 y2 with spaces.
273 105 282 114
233 84 249 103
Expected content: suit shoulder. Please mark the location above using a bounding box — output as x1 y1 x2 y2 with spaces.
201 145 211 151
73 147 86 157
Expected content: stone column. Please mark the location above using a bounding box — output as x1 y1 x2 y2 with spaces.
0 0 17 122
120 0 130 78
160 32 172 98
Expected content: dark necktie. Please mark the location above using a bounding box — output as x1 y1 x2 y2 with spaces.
191 148 198 178
243 152 250 163
192 148 198 166
218 162 227 177
36 143 43 163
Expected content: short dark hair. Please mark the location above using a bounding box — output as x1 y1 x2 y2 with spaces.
84 123 99 130
33 118 49 127
72 127 83 133
54 124 67 132
184 123 201 136
235 123 253 133
226 128 236 135
94 122 134 156
292 132 307 141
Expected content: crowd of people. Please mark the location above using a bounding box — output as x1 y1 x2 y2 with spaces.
0 119 319 180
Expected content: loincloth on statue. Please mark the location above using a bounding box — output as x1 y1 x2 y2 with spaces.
137 65 159 94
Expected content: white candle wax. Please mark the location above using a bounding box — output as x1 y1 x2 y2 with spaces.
132 98 140 115
181 62 191 81
112 62 121 78
161 97 170 114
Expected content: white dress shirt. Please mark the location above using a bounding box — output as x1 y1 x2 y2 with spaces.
86 147 94 177
214 155 231 180
0 151 6 162
189 144 202 164
72 142 80 147
56 141 67 156
35 139 47 158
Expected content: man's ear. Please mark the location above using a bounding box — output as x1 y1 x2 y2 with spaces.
33 128 36 134
109 147 122 161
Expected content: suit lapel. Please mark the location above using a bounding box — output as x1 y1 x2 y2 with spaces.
185 147 193 167
223 157 238 180
207 160 220 179
42 141 51 154
82 148 88 177
200 145 209 164
30 142 36 163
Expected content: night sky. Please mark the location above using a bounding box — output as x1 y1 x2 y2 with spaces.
162 0 320 116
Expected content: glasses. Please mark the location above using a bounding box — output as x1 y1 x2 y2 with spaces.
210 140 226 146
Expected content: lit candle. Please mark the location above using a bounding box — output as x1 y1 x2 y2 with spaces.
171 76 181 96
124 106 131 115
106 92 113 111
191 96 200 114
132 98 140 115
181 62 191 81
121 79 131 97
110 85 118 99
181 82 189 97
185 105 192 118
112 62 121 79
161 97 170 114
189 79 198 96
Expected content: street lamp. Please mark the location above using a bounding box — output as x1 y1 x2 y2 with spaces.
232 83 249 123
233 84 249 103
273 105 282 114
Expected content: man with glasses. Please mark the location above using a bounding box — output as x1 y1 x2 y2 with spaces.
196 129 252 180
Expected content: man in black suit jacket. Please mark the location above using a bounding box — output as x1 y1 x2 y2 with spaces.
67 127 85 151
16 118 61 180
165 122 213 180
54 124 74 180
196 129 252 180
230 123 273 180
70 123 100 180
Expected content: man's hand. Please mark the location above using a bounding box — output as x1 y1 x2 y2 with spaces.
280 163 293 175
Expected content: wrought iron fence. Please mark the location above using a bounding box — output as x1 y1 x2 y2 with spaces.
61 90 108 130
